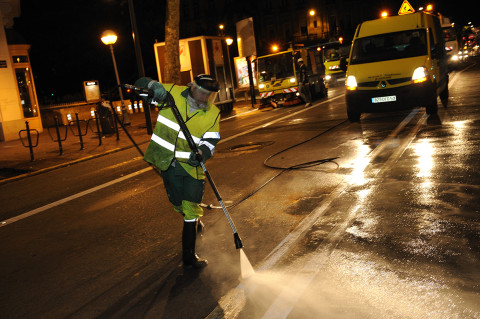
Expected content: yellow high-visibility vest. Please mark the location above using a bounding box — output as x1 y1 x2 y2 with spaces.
144 85 220 179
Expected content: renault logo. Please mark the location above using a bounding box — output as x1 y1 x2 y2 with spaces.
380 81 387 88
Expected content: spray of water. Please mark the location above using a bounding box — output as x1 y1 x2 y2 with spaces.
230 251 480 318
240 248 255 279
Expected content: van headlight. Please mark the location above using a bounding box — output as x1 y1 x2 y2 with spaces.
346 75 358 90
289 77 296 83
412 67 428 83
259 83 265 89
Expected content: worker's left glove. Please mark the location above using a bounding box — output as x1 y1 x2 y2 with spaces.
134 77 166 104
187 151 202 167
148 81 167 103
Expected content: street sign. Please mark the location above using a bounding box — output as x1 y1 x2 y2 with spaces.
398 0 415 15
83 80 101 102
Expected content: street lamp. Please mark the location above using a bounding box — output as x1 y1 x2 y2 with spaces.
101 30 130 125
225 37 235 101
218 24 225 36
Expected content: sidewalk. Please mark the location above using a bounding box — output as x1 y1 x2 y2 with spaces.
0 100 258 184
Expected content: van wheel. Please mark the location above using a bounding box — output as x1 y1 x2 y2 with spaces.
347 109 361 122
426 97 438 115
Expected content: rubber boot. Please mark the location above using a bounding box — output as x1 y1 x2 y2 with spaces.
182 220 208 268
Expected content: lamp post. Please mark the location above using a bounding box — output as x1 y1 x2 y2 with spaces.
225 37 235 102
101 30 130 125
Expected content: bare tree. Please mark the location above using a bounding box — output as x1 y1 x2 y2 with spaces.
164 0 180 83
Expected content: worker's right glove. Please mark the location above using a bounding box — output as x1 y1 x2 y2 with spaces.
187 151 202 167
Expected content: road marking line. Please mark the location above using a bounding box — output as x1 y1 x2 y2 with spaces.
220 94 344 144
206 108 422 319
261 112 429 319
221 108 258 121
0 167 153 228
0 94 344 228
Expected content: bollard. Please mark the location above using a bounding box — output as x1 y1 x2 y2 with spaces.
26 121 34 161
47 116 68 156
113 110 119 141
54 116 64 155
18 121 39 161
74 113 84 150
94 111 102 146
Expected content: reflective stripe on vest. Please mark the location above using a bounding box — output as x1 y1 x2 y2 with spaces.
150 134 190 159
143 85 220 179
152 113 203 153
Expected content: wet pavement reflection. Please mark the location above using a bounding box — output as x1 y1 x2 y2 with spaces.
215 62 480 319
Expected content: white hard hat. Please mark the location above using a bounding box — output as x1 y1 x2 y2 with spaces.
297 58 303 63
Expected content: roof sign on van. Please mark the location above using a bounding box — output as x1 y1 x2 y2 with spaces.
398 0 415 15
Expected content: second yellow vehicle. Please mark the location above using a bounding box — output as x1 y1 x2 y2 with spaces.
345 10 449 121
256 49 327 108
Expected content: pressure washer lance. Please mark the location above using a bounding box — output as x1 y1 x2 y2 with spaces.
163 93 243 249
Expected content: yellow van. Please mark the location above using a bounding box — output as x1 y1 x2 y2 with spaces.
345 11 449 121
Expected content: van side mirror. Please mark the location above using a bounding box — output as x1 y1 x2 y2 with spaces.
431 44 445 59
340 57 348 71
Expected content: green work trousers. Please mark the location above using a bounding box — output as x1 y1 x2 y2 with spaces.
161 162 205 220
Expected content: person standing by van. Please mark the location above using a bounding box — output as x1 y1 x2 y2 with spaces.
297 58 312 107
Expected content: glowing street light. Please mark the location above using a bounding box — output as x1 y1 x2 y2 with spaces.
218 24 225 36
101 30 129 125
309 9 315 16
272 44 279 52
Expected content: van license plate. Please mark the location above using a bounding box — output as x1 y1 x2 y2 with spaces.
372 95 396 103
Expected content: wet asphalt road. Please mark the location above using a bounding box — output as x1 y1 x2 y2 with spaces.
1 59 479 319
212 61 480 318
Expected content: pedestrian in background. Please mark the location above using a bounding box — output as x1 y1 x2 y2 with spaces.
135 74 221 269
297 58 312 107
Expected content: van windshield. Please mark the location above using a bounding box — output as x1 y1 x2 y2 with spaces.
350 29 427 65
257 52 294 83
443 26 457 42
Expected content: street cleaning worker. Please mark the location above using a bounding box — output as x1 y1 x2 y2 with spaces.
297 58 312 107
134 74 221 269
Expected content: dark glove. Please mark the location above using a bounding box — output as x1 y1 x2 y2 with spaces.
187 151 202 167
149 81 167 103
134 77 166 103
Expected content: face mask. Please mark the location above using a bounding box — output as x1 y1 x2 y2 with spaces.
189 81 218 105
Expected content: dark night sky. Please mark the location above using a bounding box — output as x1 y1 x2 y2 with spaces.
9 0 478 103
11 0 167 102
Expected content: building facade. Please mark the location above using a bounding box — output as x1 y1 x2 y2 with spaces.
180 0 367 56
0 0 41 141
